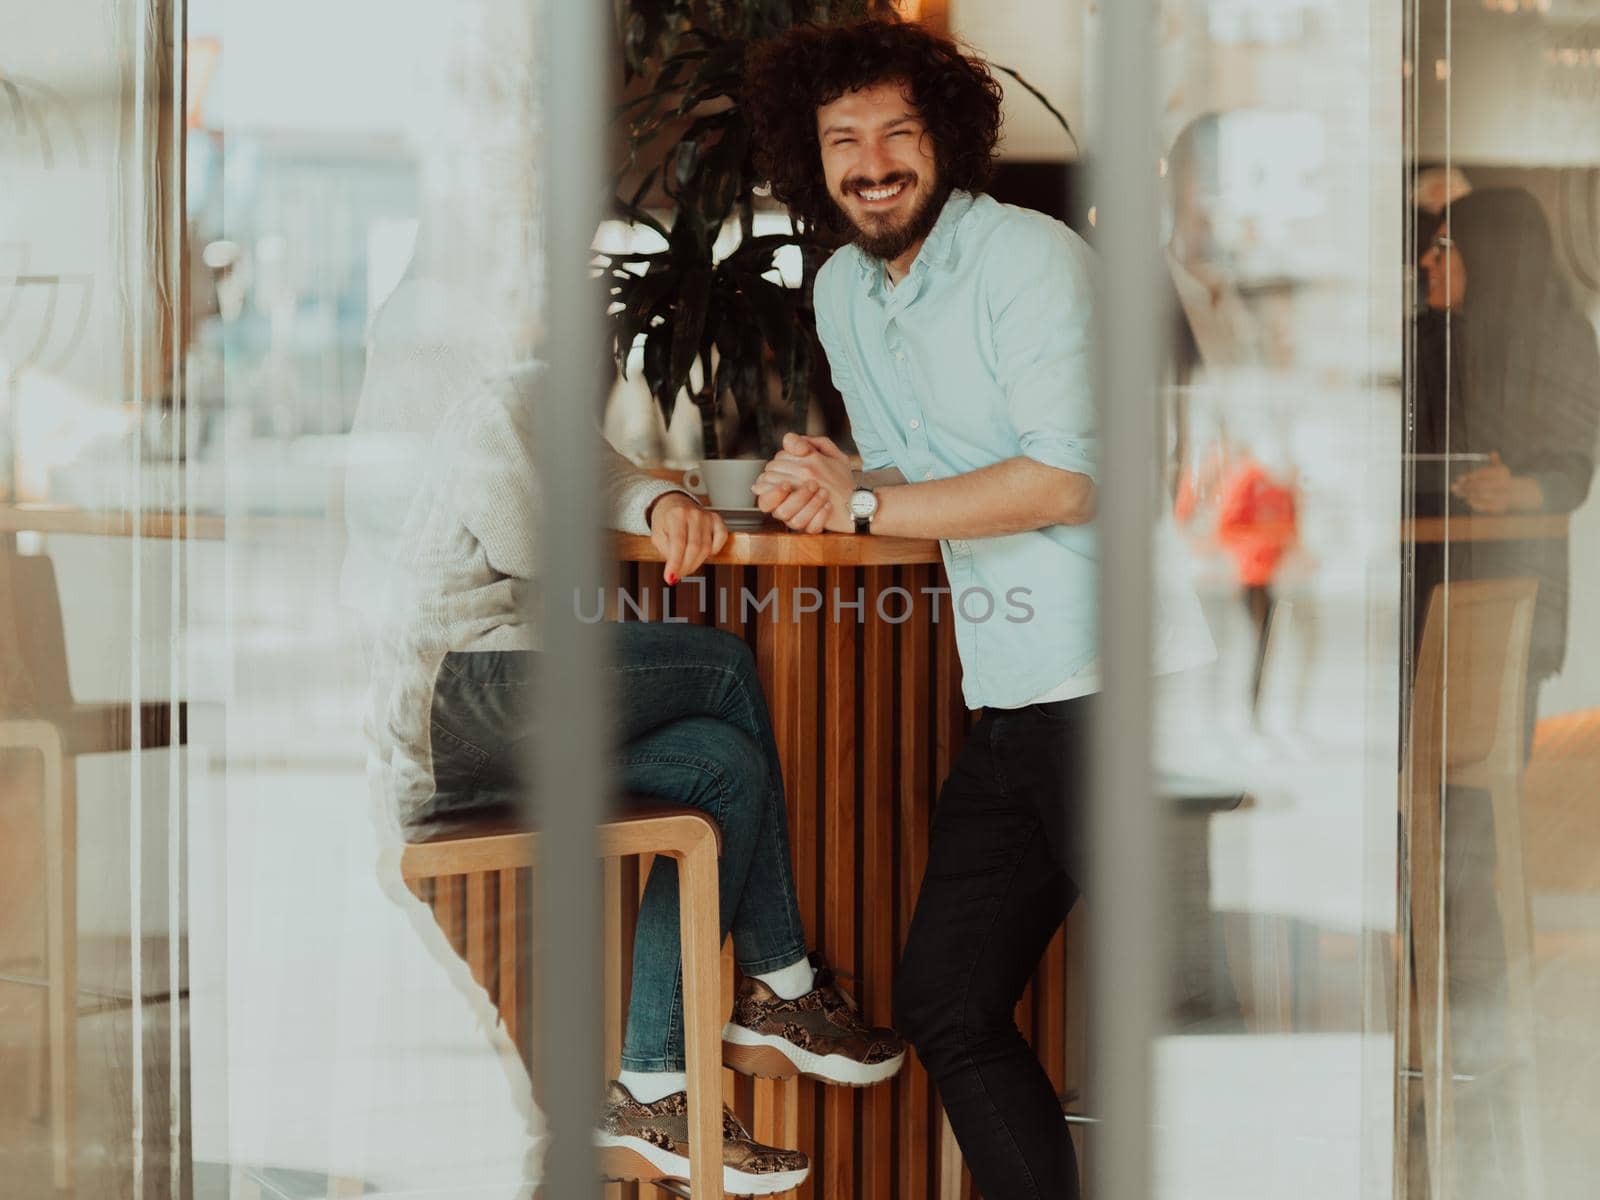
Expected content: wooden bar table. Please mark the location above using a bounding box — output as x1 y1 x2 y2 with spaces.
1404 512 1569 544
608 528 1075 1200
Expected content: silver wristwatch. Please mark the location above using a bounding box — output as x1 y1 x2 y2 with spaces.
848 487 879 534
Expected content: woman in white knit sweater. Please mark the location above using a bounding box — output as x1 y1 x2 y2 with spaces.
343 273 902 1194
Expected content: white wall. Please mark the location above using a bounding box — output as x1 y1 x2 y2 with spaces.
2 0 135 431
1418 3 1600 166
949 0 1087 160
1545 495 1600 717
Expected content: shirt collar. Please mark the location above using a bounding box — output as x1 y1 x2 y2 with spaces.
851 189 978 288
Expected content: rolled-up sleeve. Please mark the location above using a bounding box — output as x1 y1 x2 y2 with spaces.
815 271 897 473
985 219 1099 482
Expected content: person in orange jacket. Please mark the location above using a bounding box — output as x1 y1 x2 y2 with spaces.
1213 457 1298 723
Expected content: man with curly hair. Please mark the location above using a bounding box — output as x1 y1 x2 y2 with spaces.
743 17 1212 1198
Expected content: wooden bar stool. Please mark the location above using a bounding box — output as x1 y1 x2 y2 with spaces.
398 805 726 1199
0 546 187 1191
1401 577 1542 1200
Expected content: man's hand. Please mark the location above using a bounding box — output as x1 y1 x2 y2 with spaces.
753 433 855 533
647 492 729 583
1451 452 1543 515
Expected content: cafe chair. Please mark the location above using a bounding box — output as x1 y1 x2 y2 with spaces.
398 805 726 1199
1401 577 1542 1200
0 549 187 1190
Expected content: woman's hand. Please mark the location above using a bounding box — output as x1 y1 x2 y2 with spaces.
647 492 729 583
1451 452 1544 514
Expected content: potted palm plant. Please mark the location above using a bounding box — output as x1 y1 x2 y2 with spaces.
603 1 891 461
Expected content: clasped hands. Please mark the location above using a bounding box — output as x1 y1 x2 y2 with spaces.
750 432 858 534
1450 451 1544 515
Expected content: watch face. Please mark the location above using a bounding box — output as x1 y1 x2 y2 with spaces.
849 490 876 521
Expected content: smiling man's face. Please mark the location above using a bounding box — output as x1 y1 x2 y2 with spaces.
817 80 945 269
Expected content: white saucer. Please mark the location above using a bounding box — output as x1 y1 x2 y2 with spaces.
712 506 770 530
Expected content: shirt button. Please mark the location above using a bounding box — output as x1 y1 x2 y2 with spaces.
895 351 906 362
923 470 934 481
909 418 921 430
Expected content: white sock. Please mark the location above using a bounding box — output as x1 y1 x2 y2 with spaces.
616 1069 687 1105
752 956 815 1001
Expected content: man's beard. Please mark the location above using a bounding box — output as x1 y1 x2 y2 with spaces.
834 170 951 263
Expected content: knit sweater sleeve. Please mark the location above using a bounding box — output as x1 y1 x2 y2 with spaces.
604 439 690 536
448 378 689 578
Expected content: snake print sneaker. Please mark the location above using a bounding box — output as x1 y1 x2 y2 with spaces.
595 1080 810 1196
722 953 906 1087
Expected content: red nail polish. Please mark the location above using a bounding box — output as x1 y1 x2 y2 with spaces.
665 571 678 585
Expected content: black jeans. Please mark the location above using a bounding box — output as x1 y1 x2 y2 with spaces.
895 698 1088 1200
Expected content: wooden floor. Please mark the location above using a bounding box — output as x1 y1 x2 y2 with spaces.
0 939 187 1199
1399 708 1600 1199
1516 710 1600 1196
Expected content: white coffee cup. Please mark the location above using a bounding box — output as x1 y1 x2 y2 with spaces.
683 459 765 510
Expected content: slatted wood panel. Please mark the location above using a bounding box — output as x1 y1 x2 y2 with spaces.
860 565 898 1200
409 560 1076 1198
898 567 934 1199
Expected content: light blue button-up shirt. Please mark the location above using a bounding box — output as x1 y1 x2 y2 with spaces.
814 190 1113 709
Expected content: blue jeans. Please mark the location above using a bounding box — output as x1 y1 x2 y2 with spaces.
422 621 809 1072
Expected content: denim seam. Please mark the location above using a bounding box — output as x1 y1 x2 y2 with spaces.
621 749 735 777
616 662 760 733
618 1052 686 1072
621 660 808 956
988 712 1010 799
616 752 732 1071
429 720 492 768
951 826 1046 1200
758 781 808 954
615 663 774 753
436 657 529 689
665 963 685 1069
665 757 734 1062
1026 700 1092 725
738 945 811 976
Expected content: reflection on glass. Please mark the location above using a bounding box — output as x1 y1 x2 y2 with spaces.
1140 1 1403 1197
11 0 1600 1196
1405 5 1600 1198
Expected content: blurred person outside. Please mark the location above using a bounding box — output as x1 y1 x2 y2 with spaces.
1210 454 1299 725
1167 113 1305 735
1412 185 1599 1187
743 19 1212 1197
1415 187 1600 751
1161 112 1302 1037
